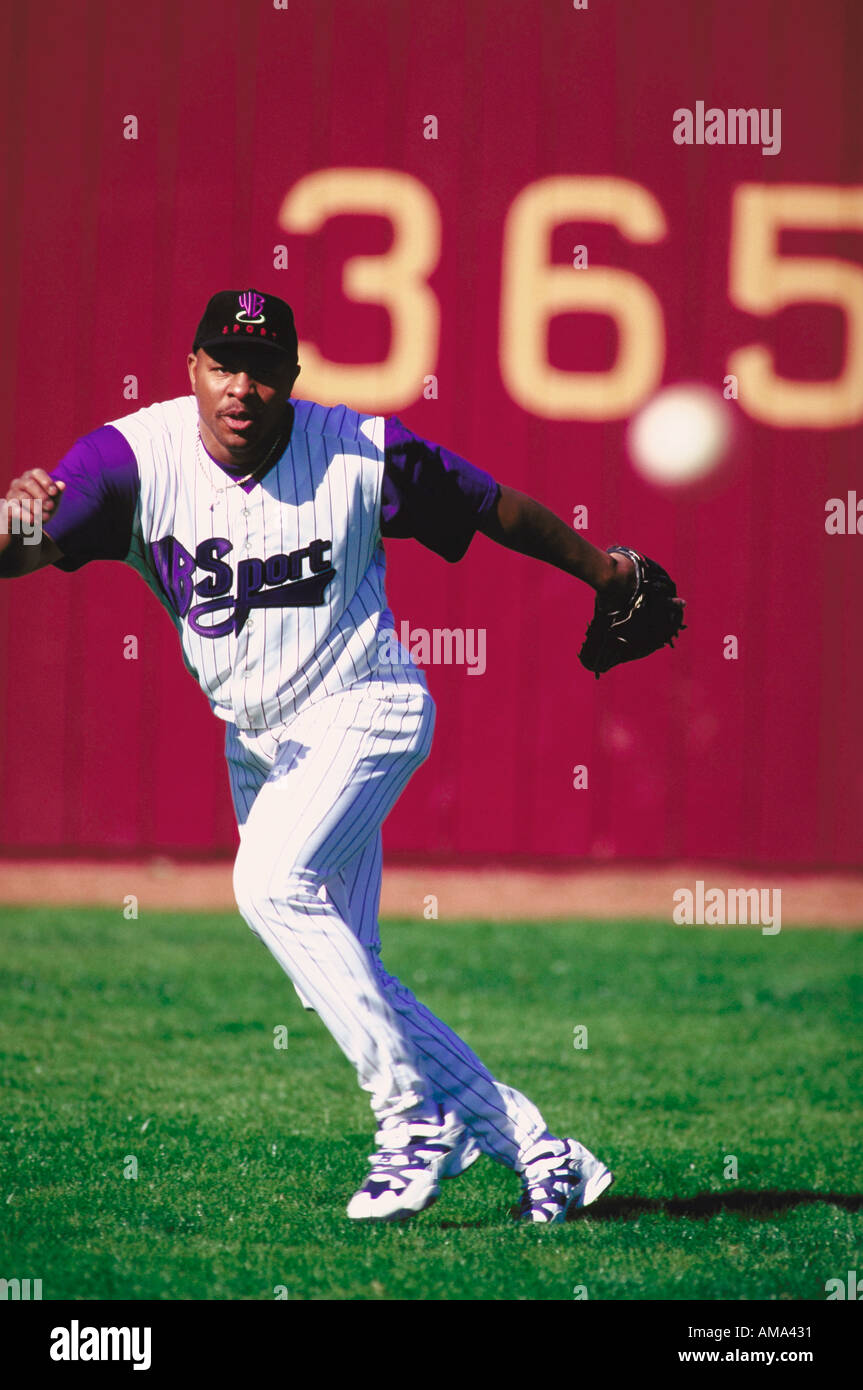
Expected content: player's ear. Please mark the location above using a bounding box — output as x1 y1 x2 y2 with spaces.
187 352 198 389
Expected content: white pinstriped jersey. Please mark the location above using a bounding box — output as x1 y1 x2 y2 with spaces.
110 394 419 730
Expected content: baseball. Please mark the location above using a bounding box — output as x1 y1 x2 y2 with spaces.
627 384 731 485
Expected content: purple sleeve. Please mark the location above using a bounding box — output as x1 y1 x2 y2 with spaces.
381 417 500 563
44 426 139 572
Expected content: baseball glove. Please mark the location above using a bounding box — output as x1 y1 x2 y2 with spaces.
578 545 686 679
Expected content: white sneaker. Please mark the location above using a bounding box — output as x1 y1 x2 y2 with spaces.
347 1112 470 1222
514 1136 614 1223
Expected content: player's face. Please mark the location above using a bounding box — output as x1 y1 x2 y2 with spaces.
188 345 301 466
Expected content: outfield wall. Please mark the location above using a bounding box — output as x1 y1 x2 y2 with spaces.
0 0 861 868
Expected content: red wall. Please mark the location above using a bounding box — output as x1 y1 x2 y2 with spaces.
1 0 861 868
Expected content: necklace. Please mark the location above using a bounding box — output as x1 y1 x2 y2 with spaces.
195 418 287 505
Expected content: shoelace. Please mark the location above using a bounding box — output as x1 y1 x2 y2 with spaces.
522 1146 570 1176
516 1171 578 1217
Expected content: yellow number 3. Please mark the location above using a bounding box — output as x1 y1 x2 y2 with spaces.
279 168 441 413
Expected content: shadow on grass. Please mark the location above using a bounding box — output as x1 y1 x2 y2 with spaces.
568 1189 863 1222
432 1191 862 1230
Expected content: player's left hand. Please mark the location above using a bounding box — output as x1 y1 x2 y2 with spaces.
578 545 686 678
596 549 637 607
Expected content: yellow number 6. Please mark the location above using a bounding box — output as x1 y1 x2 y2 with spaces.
500 176 668 421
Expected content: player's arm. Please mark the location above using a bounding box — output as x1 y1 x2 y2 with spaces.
1 428 139 580
382 417 635 601
0 470 66 577
382 418 683 677
476 484 635 603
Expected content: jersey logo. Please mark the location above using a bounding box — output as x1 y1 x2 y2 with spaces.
151 535 335 637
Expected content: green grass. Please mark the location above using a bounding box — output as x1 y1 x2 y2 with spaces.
0 906 860 1300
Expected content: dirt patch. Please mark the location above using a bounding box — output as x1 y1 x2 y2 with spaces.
0 859 860 927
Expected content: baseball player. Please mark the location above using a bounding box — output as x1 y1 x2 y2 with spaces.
0 289 683 1225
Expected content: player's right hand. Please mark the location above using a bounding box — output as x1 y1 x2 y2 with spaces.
4 469 65 526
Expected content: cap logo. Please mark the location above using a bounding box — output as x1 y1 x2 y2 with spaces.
236 291 265 325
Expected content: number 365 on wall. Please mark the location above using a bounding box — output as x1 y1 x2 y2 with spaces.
279 171 863 429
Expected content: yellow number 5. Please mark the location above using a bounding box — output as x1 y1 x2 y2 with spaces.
728 184 863 428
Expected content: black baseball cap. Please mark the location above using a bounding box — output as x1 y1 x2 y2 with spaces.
192 289 299 361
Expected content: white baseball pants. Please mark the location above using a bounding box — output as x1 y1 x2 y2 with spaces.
225 677 549 1170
